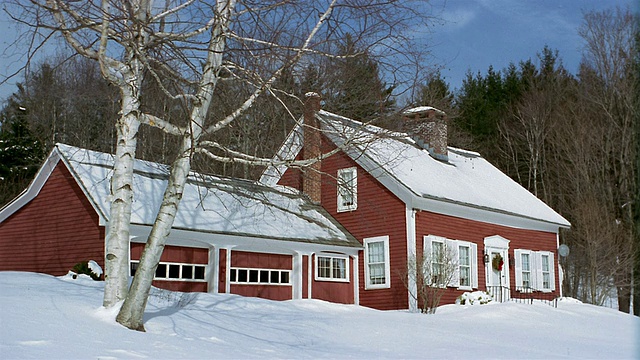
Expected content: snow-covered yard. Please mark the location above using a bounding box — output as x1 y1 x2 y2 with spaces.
1 271 638 359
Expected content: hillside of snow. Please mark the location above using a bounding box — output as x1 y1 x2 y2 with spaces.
0 271 638 359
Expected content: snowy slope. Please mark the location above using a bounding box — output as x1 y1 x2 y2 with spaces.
1 272 638 359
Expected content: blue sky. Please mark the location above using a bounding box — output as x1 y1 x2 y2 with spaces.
425 0 636 91
0 0 637 102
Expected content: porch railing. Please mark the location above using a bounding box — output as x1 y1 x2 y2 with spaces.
485 286 558 308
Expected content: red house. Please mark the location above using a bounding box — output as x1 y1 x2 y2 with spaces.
0 144 361 303
260 94 571 310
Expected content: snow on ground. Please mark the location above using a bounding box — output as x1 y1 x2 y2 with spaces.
1 272 638 359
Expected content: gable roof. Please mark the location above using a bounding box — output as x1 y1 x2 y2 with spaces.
260 110 570 232
0 144 360 248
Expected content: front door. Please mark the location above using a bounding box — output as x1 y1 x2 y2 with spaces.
484 235 511 302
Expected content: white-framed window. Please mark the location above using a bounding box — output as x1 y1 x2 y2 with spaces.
424 235 478 290
364 236 390 289
315 255 349 282
337 167 357 212
458 244 471 288
514 249 555 292
230 267 291 285
130 260 207 282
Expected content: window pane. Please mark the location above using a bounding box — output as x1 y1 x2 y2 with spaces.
333 258 346 279
260 270 269 283
249 269 259 283
369 263 385 284
168 264 180 279
368 242 384 263
194 266 205 280
230 268 237 282
318 257 331 278
281 271 290 284
541 255 549 272
238 269 248 282
181 265 193 279
460 267 471 287
432 242 444 263
522 254 530 271
543 273 550 289
459 246 469 266
130 262 138 276
270 270 280 284
156 264 167 278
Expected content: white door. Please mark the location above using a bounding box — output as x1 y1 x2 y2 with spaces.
484 235 511 302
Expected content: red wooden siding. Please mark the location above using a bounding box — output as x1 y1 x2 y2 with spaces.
302 255 309 299
416 211 560 304
0 163 104 276
231 251 292 269
130 243 208 264
278 136 409 310
311 255 354 304
219 248 227 293
229 250 293 301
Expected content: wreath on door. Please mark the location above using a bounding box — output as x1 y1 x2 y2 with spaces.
492 254 504 272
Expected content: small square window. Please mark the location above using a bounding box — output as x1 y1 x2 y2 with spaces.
270 271 280 284
249 269 259 283
194 266 206 280
260 270 269 283
238 269 248 282
156 264 167 278
280 272 290 284
168 264 180 279
181 265 193 279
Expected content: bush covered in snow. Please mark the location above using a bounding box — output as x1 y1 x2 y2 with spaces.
71 260 103 281
456 291 493 305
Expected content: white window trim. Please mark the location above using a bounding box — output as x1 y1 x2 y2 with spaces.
337 167 357 212
424 235 478 290
514 249 555 292
363 236 391 290
130 260 208 282
229 267 292 286
315 254 350 282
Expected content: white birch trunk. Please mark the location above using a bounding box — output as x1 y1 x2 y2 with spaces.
103 85 142 308
115 0 233 330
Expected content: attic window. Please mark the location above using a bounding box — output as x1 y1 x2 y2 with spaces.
337 167 357 212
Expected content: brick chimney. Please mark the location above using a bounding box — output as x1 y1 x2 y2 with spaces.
402 106 448 162
303 92 322 203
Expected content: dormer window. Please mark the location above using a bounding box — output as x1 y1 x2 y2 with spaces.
337 167 357 212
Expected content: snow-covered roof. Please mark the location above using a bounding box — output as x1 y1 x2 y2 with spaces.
3 144 359 247
261 110 570 231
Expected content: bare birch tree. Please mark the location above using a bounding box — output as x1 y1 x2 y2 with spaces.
11 0 433 330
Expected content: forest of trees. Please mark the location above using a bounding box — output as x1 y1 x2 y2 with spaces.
0 6 637 316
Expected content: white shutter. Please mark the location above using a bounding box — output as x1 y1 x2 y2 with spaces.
470 242 478 289
423 236 433 285
534 252 543 291
446 239 459 287
514 249 523 288
549 252 556 291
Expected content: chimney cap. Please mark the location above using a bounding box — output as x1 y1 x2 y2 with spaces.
402 106 446 117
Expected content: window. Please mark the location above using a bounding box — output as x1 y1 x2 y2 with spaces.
424 235 478 289
316 255 349 282
364 236 390 289
229 267 291 285
430 240 445 285
458 245 471 288
521 253 531 289
514 250 555 292
337 167 357 212
130 261 207 282
541 254 551 290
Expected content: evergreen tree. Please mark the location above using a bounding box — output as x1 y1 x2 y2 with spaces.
323 34 395 121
